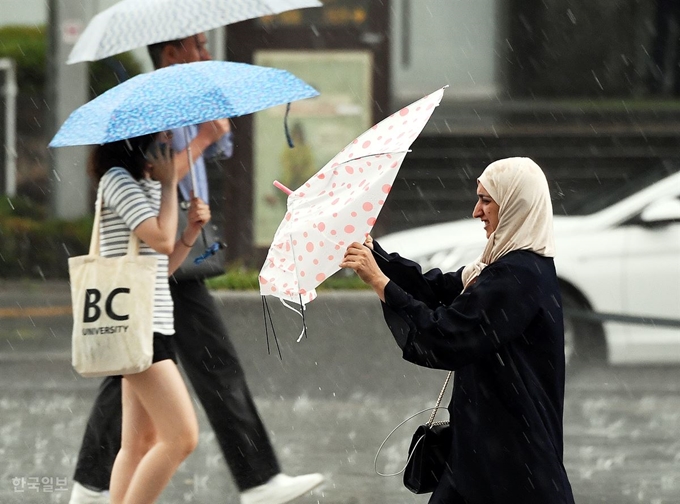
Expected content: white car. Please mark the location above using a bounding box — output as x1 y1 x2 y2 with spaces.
376 164 680 365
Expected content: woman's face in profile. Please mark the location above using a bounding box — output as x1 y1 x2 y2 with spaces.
472 182 499 239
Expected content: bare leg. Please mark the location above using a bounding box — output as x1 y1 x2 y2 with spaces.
110 360 198 504
109 378 154 504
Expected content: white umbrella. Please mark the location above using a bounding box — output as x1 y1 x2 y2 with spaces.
259 87 446 307
67 0 322 64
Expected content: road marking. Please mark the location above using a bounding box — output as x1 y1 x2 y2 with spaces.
0 306 72 318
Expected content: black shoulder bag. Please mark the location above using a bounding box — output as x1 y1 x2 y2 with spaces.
172 197 227 282
374 371 453 494
403 371 453 493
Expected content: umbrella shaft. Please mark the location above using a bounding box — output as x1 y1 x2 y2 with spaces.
182 127 199 195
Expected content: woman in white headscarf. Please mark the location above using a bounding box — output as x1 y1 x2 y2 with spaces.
341 158 575 504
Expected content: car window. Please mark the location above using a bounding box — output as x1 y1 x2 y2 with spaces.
557 160 680 216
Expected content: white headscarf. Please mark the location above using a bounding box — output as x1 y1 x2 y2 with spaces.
461 157 555 289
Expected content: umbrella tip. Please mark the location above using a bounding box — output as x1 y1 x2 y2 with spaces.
273 181 292 195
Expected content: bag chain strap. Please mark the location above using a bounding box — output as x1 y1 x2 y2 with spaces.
426 371 453 427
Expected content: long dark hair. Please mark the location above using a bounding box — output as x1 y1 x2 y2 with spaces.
88 134 156 182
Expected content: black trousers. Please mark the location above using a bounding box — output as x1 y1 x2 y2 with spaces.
72 279 280 491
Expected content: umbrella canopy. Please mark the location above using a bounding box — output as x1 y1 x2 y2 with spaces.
67 0 322 64
49 60 319 147
259 87 445 306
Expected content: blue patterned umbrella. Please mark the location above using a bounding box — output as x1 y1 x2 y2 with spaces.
67 0 322 64
49 61 319 147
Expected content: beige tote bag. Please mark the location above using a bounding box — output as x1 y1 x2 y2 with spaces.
69 184 157 377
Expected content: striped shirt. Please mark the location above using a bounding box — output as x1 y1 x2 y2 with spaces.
99 167 174 335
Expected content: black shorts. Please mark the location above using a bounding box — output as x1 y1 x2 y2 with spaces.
152 333 177 364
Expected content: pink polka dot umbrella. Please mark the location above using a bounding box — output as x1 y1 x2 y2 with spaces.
259 87 446 307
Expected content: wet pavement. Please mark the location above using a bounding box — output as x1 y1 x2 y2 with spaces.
2 281 680 503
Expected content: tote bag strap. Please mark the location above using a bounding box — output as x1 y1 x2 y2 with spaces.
89 181 142 258
88 183 104 257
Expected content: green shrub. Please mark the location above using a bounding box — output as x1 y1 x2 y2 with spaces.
0 194 46 220
0 25 142 97
206 267 369 291
0 25 46 93
0 196 92 278
206 266 261 290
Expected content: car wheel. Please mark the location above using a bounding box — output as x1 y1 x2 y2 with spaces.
561 288 607 366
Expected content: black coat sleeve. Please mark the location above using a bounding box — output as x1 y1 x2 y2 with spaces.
382 258 541 371
371 241 464 349
372 241 463 307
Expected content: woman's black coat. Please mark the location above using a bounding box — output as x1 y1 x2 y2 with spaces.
373 243 575 504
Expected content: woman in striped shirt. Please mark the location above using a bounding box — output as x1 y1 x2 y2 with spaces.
88 131 210 504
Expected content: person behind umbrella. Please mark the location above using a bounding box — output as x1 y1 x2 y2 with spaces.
68 33 324 504
341 157 575 504
85 132 210 504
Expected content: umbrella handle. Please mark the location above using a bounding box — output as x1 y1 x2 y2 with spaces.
273 180 292 195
